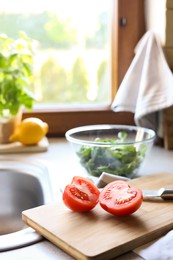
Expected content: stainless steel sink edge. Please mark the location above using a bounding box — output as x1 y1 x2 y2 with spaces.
0 158 53 203
0 157 57 251
0 228 42 251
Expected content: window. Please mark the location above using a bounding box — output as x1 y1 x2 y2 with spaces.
0 0 145 136
1 0 112 106
30 0 112 107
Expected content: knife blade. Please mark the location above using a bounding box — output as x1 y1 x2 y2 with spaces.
142 188 173 200
96 172 173 200
96 172 130 188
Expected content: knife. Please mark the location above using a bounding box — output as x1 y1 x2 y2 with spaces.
96 172 173 200
142 188 173 200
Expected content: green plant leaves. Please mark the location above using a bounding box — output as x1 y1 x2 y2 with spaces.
0 32 35 117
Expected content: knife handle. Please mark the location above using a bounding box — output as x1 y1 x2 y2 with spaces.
160 188 173 199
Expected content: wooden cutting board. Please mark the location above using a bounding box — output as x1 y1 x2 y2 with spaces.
22 173 173 260
0 137 49 153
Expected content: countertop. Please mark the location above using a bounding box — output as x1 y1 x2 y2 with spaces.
1 138 173 260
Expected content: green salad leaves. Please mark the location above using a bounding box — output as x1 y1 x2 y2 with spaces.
77 132 147 178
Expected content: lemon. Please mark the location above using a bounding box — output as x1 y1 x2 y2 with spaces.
10 117 49 145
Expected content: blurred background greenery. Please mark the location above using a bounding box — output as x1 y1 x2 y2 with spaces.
0 4 111 106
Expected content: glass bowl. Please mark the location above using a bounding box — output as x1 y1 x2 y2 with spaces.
65 124 156 178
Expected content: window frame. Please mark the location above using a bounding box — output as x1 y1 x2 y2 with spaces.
23 0 145 137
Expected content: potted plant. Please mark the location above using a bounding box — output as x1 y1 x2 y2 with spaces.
0 32 35 143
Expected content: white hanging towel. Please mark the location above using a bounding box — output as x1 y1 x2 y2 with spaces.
111 31 173 137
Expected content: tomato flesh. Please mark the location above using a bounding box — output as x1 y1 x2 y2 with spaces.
63 176 100 212
99 180 143 216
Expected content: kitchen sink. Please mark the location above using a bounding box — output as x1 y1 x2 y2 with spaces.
0 157 55 251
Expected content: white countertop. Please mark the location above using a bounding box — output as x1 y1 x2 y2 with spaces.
1 138 173 260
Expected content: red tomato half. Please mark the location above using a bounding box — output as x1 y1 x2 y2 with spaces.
99 180 143 216
63 176 100 212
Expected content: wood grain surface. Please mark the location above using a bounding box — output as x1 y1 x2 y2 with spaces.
0 137 48 153
22 173 173 260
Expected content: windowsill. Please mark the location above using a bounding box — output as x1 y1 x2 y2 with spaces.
23 109 135 137
30 104 113 112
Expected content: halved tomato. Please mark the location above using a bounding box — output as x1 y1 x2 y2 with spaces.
63 176 100 212
99 180 143 216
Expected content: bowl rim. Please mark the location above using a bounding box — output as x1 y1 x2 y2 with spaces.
65 124 156 146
